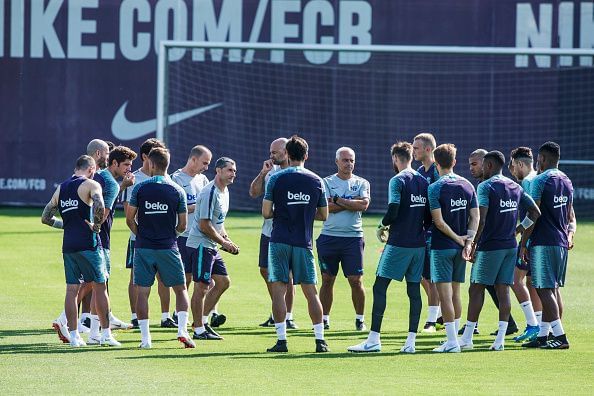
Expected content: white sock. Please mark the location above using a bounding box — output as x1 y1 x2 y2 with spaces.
444 322 457 344
323 315 330 324
58 311 67 324
177 311 189 335
194 326 205 335
437 305 442 318
173 310 178 316
356 314 365 321
80 313 91 322
131 313 137 321
454 318 461 334
495 321 508 345
275 322 287 341
461 321 477 342
367 330 380 344
210 307 219 315
108 312 116 321
285 312 292 321
139 319 150 342
90 315 100 338
538 322 551 337
520 301 538 326
535 311 543 325
69 329 80 340
405 332 416 345
550 319 565 337
202 315 209 325
161 312 170 321
101 327 112 339
312 323 324 340
427 306 439 323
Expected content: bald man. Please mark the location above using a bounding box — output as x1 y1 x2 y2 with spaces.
249 138 298 329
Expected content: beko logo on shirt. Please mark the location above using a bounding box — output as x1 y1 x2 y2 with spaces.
410 194 427 207
500 199 518 213
145 201 168 214
450 198 467 212
287 191 310 205
60 198 78 213
554 195 569 208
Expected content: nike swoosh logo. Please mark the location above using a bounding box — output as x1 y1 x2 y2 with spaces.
363 343 379 350
111 101 222 141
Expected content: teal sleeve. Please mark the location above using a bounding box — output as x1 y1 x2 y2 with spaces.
388 176 402 204
530 174 546 201
264 173 278 201
177 186 187 213
428 182 441 210
477 181 490 207
519 189 536 212
129 183 141 207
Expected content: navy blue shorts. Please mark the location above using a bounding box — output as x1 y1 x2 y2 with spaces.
190 245 227 284
316 234 364 277
125 238 135 269
177 236 193 274
258 234 270 268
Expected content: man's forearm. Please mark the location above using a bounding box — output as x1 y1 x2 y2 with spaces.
249 172 266 198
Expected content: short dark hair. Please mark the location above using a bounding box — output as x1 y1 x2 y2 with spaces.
140 138 166 158
539 141 560 162
105 141 115 151
190 145 210 159
484 150 505 168
109 146 137 166
75 155 95 171
215 157 235 169
511 146 533 165
148 147 170 171
286 135 308 162
433 144 457 169
391 142 413 162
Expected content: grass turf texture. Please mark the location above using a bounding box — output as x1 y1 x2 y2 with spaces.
0 207 593 394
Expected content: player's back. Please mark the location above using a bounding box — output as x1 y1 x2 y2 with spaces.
387 169 429 248
131 176 186 249
266 166 326 249
58 175 100 253
428 173 477 250
530 169 573 248
477 174 524 251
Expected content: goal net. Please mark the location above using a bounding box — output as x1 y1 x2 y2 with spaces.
158 42 594 218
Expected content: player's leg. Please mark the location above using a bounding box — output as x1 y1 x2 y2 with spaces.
344 236 366 330
86 249 119 346
125 238 138 327
398 247 425 353
205 255 230 327
492 283 511 350
319 273 336 327
190 245 220 340
156 273 174 328
422 239 442 332
486 283 518 336
528 280 543 324
156 248 194 348
317 235 339 329
78 283 92 332
524 246 568 349
285 277 297 328
133 248 159 348
295 245 327 352
204 274 230 335
257 234 275 326
512 264 539 342
432 249 463 352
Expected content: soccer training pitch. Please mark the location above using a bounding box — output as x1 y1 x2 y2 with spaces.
0 207 592 394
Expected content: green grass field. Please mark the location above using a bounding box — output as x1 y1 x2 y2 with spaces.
0 207 593 394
